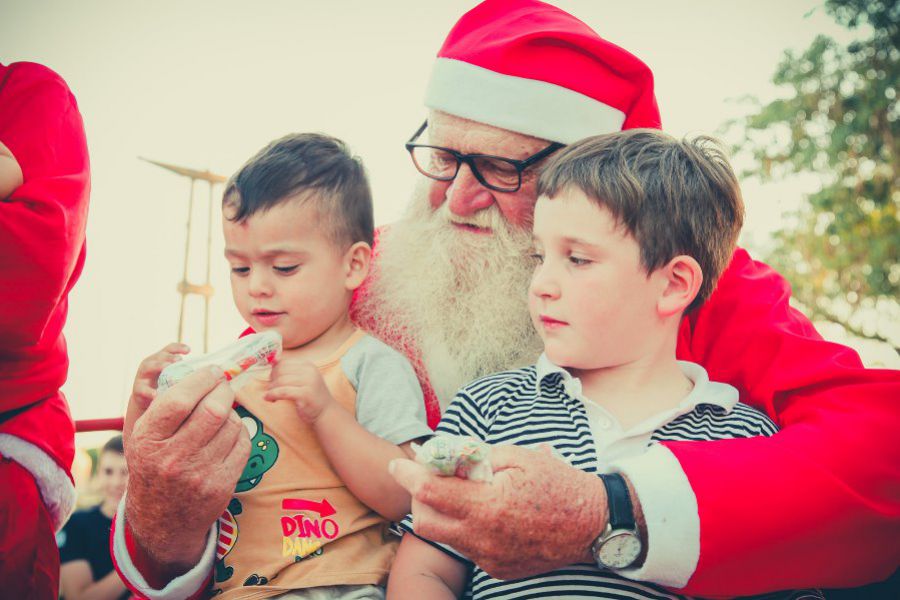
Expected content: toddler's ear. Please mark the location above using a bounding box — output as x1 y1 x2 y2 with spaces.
343 241 372 291
657 255 702 317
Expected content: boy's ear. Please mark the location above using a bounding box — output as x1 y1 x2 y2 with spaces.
343 241 372 291
656 255 702 317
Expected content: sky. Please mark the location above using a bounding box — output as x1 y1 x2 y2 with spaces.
2 0 894 446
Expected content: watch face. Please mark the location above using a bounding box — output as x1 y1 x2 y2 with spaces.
597 531 641 569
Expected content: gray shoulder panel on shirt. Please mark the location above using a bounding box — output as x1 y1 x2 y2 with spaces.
341 334 433 445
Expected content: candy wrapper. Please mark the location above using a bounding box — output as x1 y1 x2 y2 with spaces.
157 330 282 393
413 435 493 482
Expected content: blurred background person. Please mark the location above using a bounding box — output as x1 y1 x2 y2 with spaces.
58 435 130 600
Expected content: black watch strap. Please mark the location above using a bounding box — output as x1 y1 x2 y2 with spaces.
600 473 635 530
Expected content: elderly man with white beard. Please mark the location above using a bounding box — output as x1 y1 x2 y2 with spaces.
357 166 542 413
112 1 900 598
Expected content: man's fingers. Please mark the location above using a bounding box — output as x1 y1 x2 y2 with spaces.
140 367 227 439
176 380 237 446
487 443 535 471
222 425 251 471
408 498 467 546
133 384 156 403
389 459 483 519
389 458 430 496
201 410 245 464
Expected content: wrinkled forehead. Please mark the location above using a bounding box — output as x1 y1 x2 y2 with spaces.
427 110 551 158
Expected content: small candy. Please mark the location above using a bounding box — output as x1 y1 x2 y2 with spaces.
158 330 282 393
413 435 493 482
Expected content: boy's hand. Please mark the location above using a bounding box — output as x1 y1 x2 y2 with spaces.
265 361 334 423
131 343 191 410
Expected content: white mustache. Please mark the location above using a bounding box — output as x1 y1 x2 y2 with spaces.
435 198 502 230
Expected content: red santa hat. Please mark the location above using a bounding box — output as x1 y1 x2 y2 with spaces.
425 0 661 144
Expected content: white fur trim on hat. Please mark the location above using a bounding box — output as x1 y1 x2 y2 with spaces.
425 57 626 144
0 433 76 531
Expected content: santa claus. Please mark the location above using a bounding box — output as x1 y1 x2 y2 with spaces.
113 1 900 598
0 61 90 597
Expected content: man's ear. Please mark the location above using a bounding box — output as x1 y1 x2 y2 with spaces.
343 241 372 291
657 255 702 317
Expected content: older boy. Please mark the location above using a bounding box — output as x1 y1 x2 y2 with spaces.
388 130 822 600
59 436 130 600
122 134 432 599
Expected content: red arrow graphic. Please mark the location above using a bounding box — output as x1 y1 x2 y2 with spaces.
281 498 336 517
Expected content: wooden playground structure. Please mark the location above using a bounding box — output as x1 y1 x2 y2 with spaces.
74 158 226 434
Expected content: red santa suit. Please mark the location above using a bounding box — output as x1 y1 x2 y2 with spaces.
0 61 90 596
111 1 900 597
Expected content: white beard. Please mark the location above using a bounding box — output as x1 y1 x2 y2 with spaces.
357 187 543 409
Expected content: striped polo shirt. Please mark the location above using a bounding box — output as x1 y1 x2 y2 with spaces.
400 356 823 600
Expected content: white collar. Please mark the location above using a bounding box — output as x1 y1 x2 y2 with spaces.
535 353 738 415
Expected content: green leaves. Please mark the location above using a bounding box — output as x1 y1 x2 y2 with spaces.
738 0 899 349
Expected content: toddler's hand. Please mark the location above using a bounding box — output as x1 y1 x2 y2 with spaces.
265 361 334 423
131 343 191 411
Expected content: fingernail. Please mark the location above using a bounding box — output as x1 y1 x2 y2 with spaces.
210 365 225 379
388 459 398 475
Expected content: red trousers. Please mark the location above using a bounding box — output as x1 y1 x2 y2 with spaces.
0 456 59 599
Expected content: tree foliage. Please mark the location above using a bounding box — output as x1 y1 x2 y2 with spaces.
737 0 898 349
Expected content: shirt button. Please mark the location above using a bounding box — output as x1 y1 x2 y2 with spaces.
596 418 611 430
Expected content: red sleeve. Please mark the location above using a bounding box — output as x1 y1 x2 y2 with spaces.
671 247 900 594
0 62 90 411
110 515 212 600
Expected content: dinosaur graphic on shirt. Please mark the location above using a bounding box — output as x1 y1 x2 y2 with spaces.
214 406 279 585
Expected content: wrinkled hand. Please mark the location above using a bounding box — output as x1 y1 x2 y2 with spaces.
123 367 250 575
264 360 334 423
390 444 608 580
127 342 190 414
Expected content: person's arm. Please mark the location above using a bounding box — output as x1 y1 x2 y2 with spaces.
111 366 249 599
0 63 90 349
265 360 420 521
59 562 128 600
390 444 610 580
0 139 23 199
660 247 900 594
388 388 615 581
111 504 218 600
317 407 417 521
387 533 467 600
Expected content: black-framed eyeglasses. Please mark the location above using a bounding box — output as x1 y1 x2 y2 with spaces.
405 120 564 193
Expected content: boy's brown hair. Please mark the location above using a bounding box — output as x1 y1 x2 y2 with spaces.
538 129 744 312
223 133 374 247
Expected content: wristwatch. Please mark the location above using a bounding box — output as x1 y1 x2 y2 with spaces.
591 473 642 569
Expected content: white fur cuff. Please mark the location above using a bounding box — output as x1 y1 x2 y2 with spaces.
0 433 75 531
